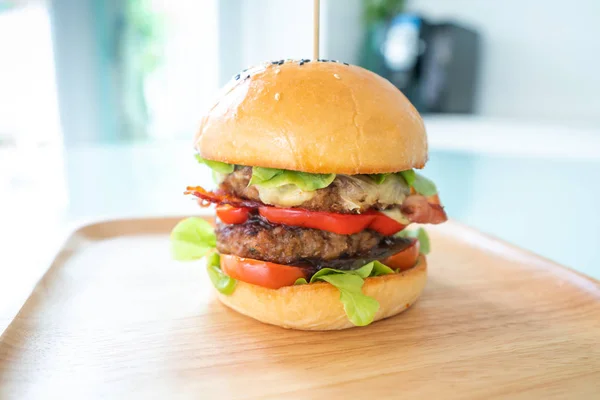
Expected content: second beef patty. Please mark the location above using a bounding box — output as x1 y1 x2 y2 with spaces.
215 218 382 265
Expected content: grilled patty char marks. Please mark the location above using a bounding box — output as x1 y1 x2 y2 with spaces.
215 218 382 264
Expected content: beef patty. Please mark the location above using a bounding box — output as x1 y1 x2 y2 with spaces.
215 217 382 265
219 167 410 213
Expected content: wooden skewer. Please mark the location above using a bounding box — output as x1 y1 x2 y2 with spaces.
313 0 320 60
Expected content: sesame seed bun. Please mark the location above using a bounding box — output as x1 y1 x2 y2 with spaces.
215 255 427 330
195 60 428 174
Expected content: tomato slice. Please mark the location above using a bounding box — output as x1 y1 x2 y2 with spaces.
216 205 251 224
363 210 406 236
216 204 407 236
258 207 372 235
258 207 405 235
382 239 420 271
220 254 306 289
219 240 419 290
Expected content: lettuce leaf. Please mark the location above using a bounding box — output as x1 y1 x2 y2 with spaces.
195 154 235 174
295 261 396 326
369 173 390 184
369 260 395 276
399 170 416 186
309 263 373 283
170 217 217 260
249 167 336 191
412 173 437 197
318 274 380 326
205 252 237 294
399 169 437 196
396 227 431 255
170 219 237 294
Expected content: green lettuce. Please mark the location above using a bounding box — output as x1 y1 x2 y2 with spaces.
319 274 380 326
372 170 437 197
170 218 238 294
399 170 416 186
294 260 395 326
370 260 395 276
170 217 217 260
205 252 237 295
396 227 431 255
369 173 390 184
399 169 437 196
195 154 235 174
412 173 437 197
249 167 336 191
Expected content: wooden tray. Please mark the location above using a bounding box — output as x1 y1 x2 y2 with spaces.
1 217 599 399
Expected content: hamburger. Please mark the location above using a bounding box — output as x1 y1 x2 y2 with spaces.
171 59 447 330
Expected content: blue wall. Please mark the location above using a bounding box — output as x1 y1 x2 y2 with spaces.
423 151 600 279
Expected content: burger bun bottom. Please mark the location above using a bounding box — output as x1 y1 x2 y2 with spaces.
214 255 427 330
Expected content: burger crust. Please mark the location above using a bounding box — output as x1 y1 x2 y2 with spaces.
195 61 428 174
214 255 427 330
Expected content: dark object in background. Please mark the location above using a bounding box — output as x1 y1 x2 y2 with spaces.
376 14 480 114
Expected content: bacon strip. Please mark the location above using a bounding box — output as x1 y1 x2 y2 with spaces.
186 185 447 225
400 194 448 224
185 186 263 208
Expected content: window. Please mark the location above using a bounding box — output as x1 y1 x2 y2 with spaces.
0 1 60 147
140 0 219 140
48 0 219 143
0 1 66 217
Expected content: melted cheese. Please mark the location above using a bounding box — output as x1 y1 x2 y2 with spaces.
253 174 410 210
256 184 316 207
380 208 410 225
338 174 410 211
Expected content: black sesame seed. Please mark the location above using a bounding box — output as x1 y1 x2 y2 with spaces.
234 74 240 80
299 60 305 66
343 62 349 66
278 59 284 65
271 60 279 65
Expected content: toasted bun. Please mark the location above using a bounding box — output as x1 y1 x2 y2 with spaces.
195 61 427 174
214 255 427 330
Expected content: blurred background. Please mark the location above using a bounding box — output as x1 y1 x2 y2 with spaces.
1 0 599 278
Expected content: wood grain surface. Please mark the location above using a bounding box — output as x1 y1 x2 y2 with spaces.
1 217 599 399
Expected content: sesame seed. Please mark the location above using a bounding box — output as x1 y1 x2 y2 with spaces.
343 62 349 66
275 68 280 74
271 60 279 65
334 73 340 79
274 93 281 101
278 60 284 65
299 60 305 66
234 74 240 80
